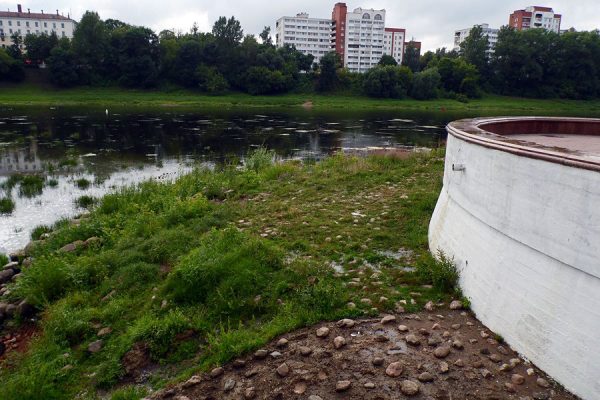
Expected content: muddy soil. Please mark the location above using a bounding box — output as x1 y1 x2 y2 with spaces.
148 307 579 400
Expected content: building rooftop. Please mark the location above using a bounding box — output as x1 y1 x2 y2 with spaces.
0 9 73 21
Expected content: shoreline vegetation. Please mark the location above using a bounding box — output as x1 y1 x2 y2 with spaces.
3 85 600 113
0 151 459 399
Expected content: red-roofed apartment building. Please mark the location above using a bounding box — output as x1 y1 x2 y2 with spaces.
0 4 75 50
509 6 561 33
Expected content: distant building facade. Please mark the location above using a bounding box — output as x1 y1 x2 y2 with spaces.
277 2 416 73
0 4 75 50
275 13 332 62
383 27 405 65
343 7 386 73
509 6 561 33
454 24 499 54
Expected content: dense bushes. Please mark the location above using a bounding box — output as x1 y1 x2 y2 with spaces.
0 48 24 82
363 65 413 98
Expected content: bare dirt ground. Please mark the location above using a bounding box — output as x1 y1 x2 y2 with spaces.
148 306 579 400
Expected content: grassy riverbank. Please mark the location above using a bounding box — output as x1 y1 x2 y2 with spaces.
2 84 600 113
0 152 455 399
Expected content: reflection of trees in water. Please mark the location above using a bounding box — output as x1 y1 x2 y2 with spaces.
0 109 445 168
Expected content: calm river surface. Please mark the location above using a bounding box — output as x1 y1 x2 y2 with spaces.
0 105 584 254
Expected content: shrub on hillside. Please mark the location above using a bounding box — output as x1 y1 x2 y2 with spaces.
410 68 441 100
363 65 413 99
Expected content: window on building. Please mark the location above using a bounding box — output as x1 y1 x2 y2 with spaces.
17 21 20 27
35 22 38 27
62 31 66 37
9 20 12 26
53 23 56 29
44 22 47 27
362 13 370 19
26 21 29 27
374 14 382 21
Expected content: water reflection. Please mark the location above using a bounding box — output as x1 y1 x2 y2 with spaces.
0 106 450 254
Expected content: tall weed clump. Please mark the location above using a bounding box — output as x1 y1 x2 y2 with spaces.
416 250 459 293
245 147 275 172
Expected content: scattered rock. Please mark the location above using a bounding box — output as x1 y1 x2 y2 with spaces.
233 359 246 368
405 334 421 346
122 343 150 376
316 327 330 338
537 378 550 388
97 327 113 337
372 357 384 366
451 323 461 330
511 374 525 385
385 361 404 377
380 315 396 324
434 346 451 359
308 396 323 400
223 378 236 392
336 380 352 392
452 340 464 350
299 346 313 356
17 299 35 317
361 298 372 306
364 382 376 389
449 300 463 310
333 336 346 349
454 359 465 368
88 340 103 353
481 369 493 378
489 353 502 363
505 383 516 393
418 372 434 382
293 382 307 394
210 367 224 378
254 349 268 359
276 362 289 377
0 269 15 284
527 368 535 376
276 338 289 348
440 361 450 373
270 351 282 358
398 324 409 332
425 301 435 311
183 375 202 388
336 318 355 328
59 241 84 253
244 387 256 399
400 380 420 396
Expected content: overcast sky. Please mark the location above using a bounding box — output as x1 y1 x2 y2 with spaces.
1 1 598 51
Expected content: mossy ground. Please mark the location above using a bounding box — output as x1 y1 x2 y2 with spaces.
0 152 450 400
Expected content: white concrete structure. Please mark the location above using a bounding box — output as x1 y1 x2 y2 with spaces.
453 24 499 54
344 7 386 73
275 13 332 63
429 117 600 400
383 28 405 65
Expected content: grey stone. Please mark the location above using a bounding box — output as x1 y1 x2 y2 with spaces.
276 362 289 377
434 346 451 359
400 380 420 396
210 367 224 378
223 378 236 391
333 336 346 349
385 361 404 377
418 372 434 382
336 380 351 392
88 340 103 353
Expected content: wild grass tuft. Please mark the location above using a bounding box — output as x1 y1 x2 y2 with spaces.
416 250 460 293
244 147 275 172
31 225 52 240
0 196 15 214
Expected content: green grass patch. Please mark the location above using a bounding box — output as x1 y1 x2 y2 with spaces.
2 84 600 113
0 153 451 399
75 195 97 209
31 225 52 241
0 196 15 214
75 178 91 190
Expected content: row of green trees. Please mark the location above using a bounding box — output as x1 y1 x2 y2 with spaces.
2 12 600 100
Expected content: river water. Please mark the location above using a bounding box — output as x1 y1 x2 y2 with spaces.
0 105 575 254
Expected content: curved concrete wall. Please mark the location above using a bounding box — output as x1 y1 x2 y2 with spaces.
429 124 600 400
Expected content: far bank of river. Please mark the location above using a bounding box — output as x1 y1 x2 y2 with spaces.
3 85 600 114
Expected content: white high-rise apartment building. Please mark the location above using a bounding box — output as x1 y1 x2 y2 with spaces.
383 28 405 65
454 24 499 54
0 4 75 50
275 13 332 63
509 6 562 33
344 8 386 73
